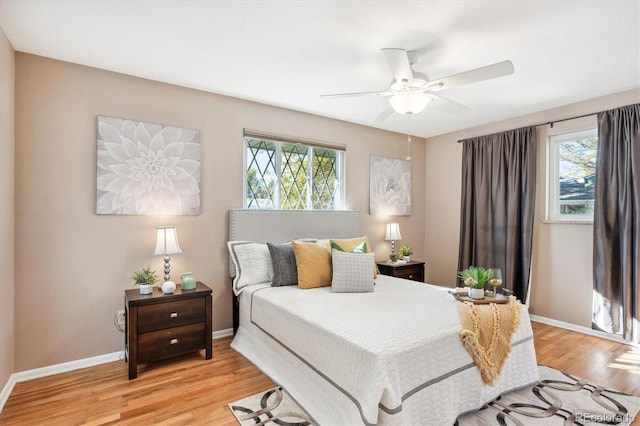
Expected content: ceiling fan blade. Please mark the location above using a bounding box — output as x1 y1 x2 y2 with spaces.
374 107 395 122
320 90 393 99
381 48 413 83
426 60 514 91
429 94 472 114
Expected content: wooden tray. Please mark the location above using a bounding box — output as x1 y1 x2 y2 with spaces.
449 290 509 304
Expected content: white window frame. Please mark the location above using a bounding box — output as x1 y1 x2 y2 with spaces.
243 134 345 210
546 128 597 223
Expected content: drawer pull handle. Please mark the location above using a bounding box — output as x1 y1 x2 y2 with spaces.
170 338 178 345
170 312 178 318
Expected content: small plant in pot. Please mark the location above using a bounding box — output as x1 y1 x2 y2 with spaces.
457 266 490 300
398 245 413 262
132 266 158 295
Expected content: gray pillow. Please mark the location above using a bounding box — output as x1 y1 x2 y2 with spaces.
267 242 298 286
331 249 375 293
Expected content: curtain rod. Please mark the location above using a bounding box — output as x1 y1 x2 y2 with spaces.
456 112 597 143
244 128 346 151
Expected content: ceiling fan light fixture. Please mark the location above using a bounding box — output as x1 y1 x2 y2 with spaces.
389 93 431 115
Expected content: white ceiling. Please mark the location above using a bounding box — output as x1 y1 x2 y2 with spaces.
1 0 638 138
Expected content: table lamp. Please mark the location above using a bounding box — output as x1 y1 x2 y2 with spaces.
154 226 182 283
385 223 402 261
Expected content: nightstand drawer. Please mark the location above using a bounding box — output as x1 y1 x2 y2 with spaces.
137 298 205 333
376 260 425 283
395 265 424 281
138 322 205 362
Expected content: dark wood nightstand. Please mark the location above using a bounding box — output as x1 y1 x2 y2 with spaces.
125 281 212 379
376 260 425 282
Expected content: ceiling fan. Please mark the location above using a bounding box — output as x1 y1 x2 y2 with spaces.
320 48 514 118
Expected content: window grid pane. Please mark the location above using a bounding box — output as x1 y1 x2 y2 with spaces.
547 129 597 222
312 148 339 209
245 137 343 210
280 144 309 210
246 139 277 209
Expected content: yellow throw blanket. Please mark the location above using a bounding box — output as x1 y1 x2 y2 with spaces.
457 296 521 386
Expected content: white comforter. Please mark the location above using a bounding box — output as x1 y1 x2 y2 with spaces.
231 275 538 425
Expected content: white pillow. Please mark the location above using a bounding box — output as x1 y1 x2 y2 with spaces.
228 241 273 294
331 249 375 293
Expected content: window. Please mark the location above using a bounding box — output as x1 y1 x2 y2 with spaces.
244 133 344 210
547 128 597 222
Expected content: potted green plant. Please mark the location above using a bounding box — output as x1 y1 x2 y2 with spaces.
398 245 413 262
457 266 490 300
132 266 158 295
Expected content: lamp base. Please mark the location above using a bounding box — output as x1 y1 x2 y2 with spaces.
163 256 171 281
161 280 176 294
389 240 398 262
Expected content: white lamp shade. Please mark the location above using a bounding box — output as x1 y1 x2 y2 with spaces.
385 223 402 241
389 93 431 115
153 226 182 255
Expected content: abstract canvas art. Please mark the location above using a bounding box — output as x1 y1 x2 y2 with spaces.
96 116 201 215
369 155 411 216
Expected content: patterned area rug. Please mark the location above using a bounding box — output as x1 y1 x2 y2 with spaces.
457 365 640 425
228 366 640 425
229 386 316 425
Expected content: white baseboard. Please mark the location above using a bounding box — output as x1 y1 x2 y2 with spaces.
530 314 637 347
0 374 16 414
0 328 235 413
213 328 234 339
13 351 125 383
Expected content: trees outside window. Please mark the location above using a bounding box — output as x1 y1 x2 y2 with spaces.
547 129 597 222
245 136 344 210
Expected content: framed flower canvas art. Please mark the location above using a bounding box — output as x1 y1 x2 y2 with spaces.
96 116 201 215
369 155 411 216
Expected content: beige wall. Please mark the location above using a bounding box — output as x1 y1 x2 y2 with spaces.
10 46 635 374
0 27 15 393
14 53 425 371
424 88 639 327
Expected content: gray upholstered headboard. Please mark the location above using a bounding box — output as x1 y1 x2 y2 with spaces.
229 209 360 243
228 209 361 332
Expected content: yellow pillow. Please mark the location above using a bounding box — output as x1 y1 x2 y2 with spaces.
292 241 332 289
330 236 378 278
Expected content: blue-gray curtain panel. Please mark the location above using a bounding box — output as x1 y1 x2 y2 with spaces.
592 103 640 343
457 127 537 302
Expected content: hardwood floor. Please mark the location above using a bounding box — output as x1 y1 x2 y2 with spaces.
1 322 639 425
0 338 275 425
532 321 640 397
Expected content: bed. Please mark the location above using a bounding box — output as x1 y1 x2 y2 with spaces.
228 209 539 425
